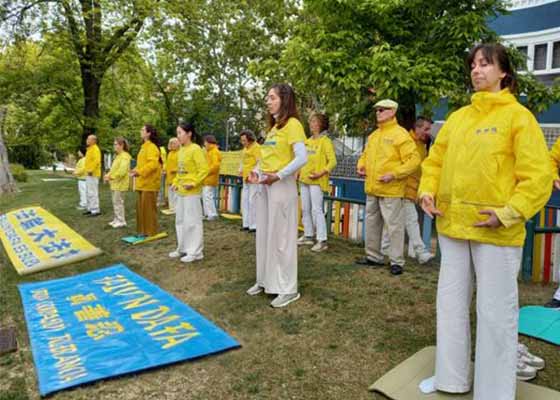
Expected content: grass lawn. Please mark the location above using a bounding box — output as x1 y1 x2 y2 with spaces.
1 170 559 400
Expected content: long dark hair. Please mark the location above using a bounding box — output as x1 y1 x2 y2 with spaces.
178 122 202 146
143 124 161 147
266 83 300 131
466 43 518 93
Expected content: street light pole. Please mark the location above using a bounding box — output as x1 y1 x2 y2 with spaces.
226 117 236 151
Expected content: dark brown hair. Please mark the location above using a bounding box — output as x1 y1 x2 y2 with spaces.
114 136 129 152
266 83 300 130
309 113 329 132
466 43 518 93
143 124 160 147
178 122 202 146
239 129 256 142
203 134 217 145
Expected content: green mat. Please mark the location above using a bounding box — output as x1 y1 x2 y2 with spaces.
519 306 560 345
369 346 560 399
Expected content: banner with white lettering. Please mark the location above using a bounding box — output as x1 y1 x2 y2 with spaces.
18 264 240 396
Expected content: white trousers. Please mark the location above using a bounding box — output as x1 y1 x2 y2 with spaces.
256 176 298 295
300 183 327 242
202 186 218 218
111 191 126 224
168 186 178 211
553 285 560 301
435 234 522 400
382 199 430 257
85 176 100 213
78 179 87 208
241 182 258 229
175 195 203 257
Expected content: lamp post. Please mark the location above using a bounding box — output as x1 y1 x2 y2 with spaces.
226 117 236 151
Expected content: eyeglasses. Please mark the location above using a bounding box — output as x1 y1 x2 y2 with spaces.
375 107 390 113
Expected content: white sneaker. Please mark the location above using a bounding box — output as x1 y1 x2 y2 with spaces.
108 220 117 227
180 254 204 263
311 241 328 252
517 360 537 381
297 236 314 246
112 222 127 228
246 284 263 296
169 251 184 258
270 293 301 308
418 252 434 264
518 343 545 370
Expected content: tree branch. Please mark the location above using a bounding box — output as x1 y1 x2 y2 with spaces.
60 0 85 61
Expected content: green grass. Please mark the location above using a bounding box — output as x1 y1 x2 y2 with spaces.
1 170 559 399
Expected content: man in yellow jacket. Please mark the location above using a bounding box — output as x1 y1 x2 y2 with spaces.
355 99 421 275
202 135 222 220
84 134 102 216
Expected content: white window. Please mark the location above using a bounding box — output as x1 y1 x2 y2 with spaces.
553 41 560 69
517 46 528 71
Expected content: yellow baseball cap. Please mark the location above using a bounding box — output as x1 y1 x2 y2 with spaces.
374 99 398 110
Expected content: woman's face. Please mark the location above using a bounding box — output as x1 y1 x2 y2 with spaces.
168 140 178 151
140 126 149 141
176 127 189 144
309 117 321 135
470 50 505 93
240 135 249 147
204 141 211 150
114 141 123 153
266 88 281 116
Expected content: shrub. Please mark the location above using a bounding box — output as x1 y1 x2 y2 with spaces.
9 164 28 182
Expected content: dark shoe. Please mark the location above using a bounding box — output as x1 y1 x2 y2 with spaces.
249 229 256 233
240 227 250 231
88 212 101 217
82 211 91 215
355 257 385 267
544 298 560 308
390 265 403 275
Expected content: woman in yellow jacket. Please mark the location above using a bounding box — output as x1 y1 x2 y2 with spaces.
73 150 87 210
130 124 163 237
418 44 552 400
246 83 308 308
202 135 222 220
165 138 180 213
168 123 209 263
298 113 336 252
104 137 131 228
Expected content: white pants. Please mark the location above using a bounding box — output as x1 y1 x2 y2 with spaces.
553 285 560 301
85 176 100 213
300 183 327 242
202 186 218 218
256 176 298 295
435 234 522 400
168 186 178 211
241 182 258 229
78 179 87 208
382 199 430 257
365 196 405 266
111 191 126 224
175 195 203 257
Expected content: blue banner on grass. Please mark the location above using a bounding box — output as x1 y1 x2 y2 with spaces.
18 264 240 396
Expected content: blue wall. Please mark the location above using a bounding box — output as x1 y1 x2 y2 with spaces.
488 1 560 35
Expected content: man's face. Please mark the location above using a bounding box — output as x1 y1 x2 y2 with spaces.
375 107 396 124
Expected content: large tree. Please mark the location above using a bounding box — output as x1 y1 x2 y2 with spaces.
1 0 158 146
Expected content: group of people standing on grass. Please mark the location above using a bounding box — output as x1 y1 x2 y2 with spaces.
71 41 560 399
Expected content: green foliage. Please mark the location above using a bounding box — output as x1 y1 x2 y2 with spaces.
9 163 27 182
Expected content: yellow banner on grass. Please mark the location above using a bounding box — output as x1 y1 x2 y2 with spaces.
219 151 243 176
0 206 102 275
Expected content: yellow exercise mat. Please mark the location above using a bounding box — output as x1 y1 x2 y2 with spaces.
0 206 102 275
369 346 560 400
160 209 175 215
221 213 242 220
121 232 168 245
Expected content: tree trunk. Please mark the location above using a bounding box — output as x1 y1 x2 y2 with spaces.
80 66 102 150
0 107 18 194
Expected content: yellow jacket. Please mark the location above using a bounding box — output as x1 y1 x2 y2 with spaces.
241 142 261 180
85 144 101 177
136 140 162 192
160 146 167 171
419 89 552 247
166 149 179 186
74 157 86 179
550 137 560 181
404 130 428 201
108 151 131 191
357 118 421 197
173 143 209 196
299 134 337 192
203 144 222 186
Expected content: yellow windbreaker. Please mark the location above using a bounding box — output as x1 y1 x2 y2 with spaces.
166 149 179 186
136 140 162 192
299 134 337 192
74 157 86 179
404 130 428 201
549 137 560 181
203 144 222 186
261 117 306 173
85 144 101 177
173 143 209 196
357 118 421 197
241 142 261 180
108 151 131 191
419 88 552 247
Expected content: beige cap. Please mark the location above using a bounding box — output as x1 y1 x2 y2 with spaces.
374 99 398 110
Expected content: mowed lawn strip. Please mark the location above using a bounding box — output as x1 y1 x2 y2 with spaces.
0 170 559 400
